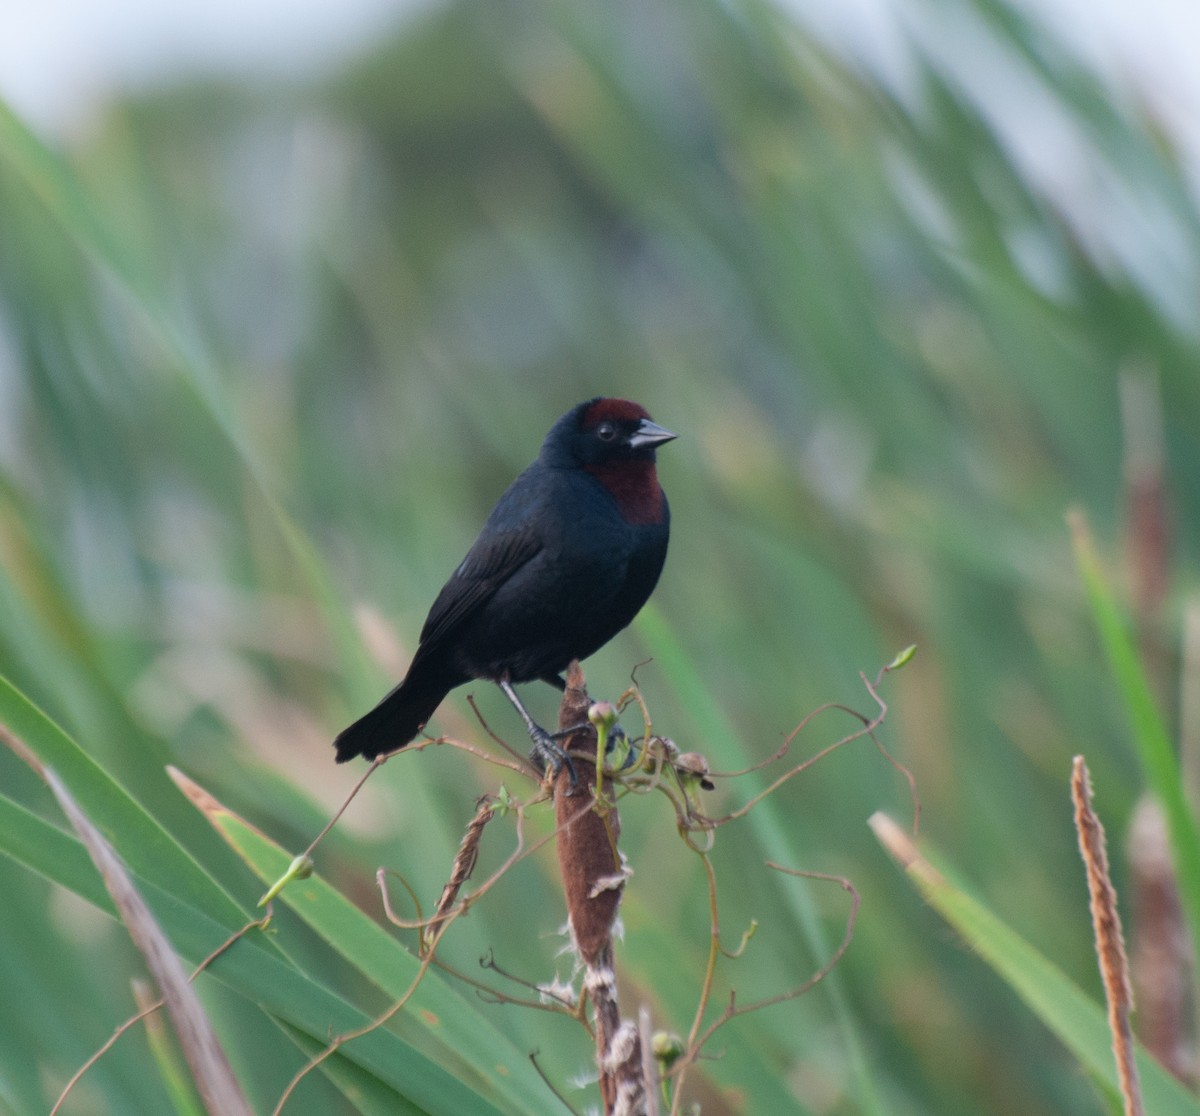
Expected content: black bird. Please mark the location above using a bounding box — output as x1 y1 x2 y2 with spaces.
334 397 675 770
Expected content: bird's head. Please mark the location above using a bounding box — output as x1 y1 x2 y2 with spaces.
552 397 677 468
542 398 675 524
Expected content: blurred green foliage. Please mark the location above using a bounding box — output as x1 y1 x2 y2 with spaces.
2 0 1199 1112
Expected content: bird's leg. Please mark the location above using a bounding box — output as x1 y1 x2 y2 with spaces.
498 679 578 785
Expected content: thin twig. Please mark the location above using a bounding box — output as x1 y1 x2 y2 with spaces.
530 1050 585 1115
52 908 273 1115
665 863 859 1113
301 754 386 859
466 693 540 774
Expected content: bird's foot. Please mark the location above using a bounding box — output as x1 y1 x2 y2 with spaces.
528 726 579 787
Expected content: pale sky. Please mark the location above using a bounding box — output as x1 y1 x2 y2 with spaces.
0 0 423 135
4 0 1199 146
4 0 1198 329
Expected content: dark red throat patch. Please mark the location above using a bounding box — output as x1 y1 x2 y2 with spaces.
587 460 665 525
582 398 652 427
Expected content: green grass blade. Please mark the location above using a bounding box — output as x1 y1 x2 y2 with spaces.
0 787 507 1114
871 812 1200 1114
1068 510 1200 958
0 672 248 923
636 602 889 1116
0 676 514 1113
0 100 375 702
172 768 554 1116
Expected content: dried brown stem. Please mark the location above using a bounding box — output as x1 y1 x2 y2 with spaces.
286 656 903 1115
1072 755 1143 1116
425 795 498 948
554 662 646 1116
0 725 254 1116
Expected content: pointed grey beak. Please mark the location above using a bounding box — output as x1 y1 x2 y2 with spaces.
629 418 677 450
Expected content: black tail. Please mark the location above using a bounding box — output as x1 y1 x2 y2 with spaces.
333 664 460 762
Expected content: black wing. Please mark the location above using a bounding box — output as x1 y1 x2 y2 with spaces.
415 527 543 654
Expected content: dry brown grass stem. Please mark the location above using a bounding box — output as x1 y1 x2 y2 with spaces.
553 662 646 1115
1072 755 1143 1116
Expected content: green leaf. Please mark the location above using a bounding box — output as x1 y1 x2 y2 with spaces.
636 602 889 1116
1068 510 1200 962
170 767 554 1116
0 676 518 1114
871 812 1200 1114
0 672 247 925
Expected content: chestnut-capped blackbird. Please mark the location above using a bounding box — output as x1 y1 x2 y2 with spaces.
334 397 675 770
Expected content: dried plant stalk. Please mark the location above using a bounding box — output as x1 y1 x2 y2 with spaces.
2 727 252 1116
426 796 497 946
555 663 646 1115
1072 755 1143 1116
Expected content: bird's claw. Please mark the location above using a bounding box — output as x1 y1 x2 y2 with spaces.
529 727 578 787
527 715 637 786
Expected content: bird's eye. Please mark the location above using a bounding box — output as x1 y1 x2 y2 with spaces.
596 422 618 441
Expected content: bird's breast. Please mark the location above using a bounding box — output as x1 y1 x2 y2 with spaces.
584 461 666 525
